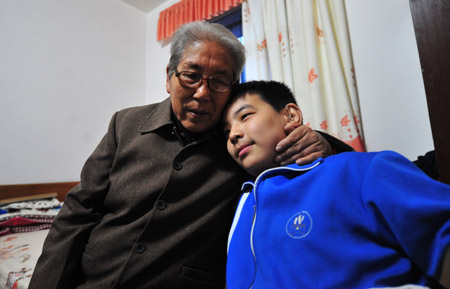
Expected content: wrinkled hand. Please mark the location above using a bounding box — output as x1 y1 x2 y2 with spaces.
274 123 333 165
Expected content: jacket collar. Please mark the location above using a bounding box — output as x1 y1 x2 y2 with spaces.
241 158 324 193
137 97 222 144
138 97 173 133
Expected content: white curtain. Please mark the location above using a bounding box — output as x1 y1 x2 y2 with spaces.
242 0 365 152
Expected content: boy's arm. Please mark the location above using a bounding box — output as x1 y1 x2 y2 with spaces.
363 151 450 288
274 123 353 165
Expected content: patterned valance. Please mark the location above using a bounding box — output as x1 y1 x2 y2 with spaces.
157 0 243 41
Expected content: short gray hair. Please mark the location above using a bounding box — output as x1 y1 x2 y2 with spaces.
167 21 246 82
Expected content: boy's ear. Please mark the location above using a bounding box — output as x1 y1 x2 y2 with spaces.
283 103 303 125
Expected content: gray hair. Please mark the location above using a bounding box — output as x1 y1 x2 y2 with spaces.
167 21 246 82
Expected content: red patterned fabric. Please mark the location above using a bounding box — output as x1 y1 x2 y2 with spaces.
0 216 54 236
157 0 243 41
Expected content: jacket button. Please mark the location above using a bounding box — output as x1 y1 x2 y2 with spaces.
135 243 146 254
173 161 182 171
156 200 167 210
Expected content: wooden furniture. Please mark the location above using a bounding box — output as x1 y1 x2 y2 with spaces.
0 182 78 202
410 0 450 184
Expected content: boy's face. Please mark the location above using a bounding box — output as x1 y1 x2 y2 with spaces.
223 93 289 176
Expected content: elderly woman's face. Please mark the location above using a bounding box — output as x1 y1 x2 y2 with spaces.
166 41 234 133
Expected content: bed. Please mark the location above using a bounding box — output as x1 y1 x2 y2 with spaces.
0 182 77 289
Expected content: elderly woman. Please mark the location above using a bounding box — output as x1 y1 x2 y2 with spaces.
29 21 351 289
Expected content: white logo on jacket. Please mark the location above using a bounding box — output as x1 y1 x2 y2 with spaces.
286 211 312 239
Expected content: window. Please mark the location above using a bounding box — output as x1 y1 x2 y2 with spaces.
209 6 245 82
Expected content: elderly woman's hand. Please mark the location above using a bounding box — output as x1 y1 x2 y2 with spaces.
274 122 333 166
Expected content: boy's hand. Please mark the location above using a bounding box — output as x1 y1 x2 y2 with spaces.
274 123 333 165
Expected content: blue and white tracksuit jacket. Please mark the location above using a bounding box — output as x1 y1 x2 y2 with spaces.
226 151 450 289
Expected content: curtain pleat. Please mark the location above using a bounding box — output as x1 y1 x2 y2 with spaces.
157 0 244 41
243 0 366 151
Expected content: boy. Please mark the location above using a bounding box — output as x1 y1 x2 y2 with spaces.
223 80 450 289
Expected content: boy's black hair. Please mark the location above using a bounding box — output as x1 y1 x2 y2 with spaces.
227 80 298 112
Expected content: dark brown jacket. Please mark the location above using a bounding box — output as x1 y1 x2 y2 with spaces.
29 98 247 289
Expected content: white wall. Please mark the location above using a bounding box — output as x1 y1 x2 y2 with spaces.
145 0 179 104
345 0 434 160
0 0 147 184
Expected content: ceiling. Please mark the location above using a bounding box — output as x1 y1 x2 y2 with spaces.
121 0 170 13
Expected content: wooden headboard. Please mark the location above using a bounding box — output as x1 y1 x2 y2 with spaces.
0 182 79 202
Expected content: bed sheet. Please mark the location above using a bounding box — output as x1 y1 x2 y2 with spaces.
0 197 61 289
0 229 49 289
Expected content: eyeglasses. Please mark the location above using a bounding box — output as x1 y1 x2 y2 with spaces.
175 70 234 93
